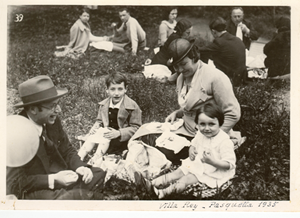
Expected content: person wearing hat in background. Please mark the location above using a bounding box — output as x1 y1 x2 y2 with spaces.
163 38 240 163
151 19 193 72
263 16 290 79
226 7 258 50
199 17 247 86
6 75 107 200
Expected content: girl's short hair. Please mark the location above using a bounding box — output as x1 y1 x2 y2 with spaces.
162 7 178 21
105 72 128 88
195 103 224 126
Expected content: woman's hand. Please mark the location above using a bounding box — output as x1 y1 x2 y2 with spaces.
165 111 178 124
189 146 198 161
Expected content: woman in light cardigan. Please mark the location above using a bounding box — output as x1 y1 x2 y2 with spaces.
65 8 107 56
166 38 241 137
158 7 178 47
161 38 241 164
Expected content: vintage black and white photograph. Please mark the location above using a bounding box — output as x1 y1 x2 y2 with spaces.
3 1 298 212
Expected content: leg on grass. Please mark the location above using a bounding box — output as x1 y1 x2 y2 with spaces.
155 173 198 199
78 140 96 161
152 168 184 188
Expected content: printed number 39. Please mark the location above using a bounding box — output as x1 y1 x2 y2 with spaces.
15 14 23 22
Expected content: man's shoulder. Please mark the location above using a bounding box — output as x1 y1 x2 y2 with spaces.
128 16 141 26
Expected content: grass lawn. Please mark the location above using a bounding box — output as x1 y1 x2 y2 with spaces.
7 5 290 200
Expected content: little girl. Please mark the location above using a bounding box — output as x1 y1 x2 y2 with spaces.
151 103 236 199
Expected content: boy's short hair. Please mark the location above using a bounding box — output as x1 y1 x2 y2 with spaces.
105 72 128 88
209 17 227 32
195 102 224 126
118 7 130 14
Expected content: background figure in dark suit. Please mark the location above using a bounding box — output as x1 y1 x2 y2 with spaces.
226 7 258 50
199 17 247 86
264 17 290 78
6 75 106 200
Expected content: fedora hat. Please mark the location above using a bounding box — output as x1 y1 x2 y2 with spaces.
168 38 195 66
14 75 68 108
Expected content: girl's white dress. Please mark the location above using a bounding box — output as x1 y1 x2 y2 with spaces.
180 129 236 188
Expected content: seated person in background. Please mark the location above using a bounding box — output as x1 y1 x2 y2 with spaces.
111 8 146 55
136 103 236 199
263 17 290 78
199 17 247 86
78 72 142 165
151 19 193 69
226 7 258 50
7 75 107 200
158 7 178 47
55 8 108 58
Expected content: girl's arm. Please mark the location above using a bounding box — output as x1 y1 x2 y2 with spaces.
202 151 230 170
202 139 236 170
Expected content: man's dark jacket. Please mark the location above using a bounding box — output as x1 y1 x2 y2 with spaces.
226 19 258 50
199 32 247 85
6 110 106 199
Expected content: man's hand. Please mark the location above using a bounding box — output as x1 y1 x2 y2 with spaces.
131 49 137 56
239 23 250 35
111 22 117 28
76 166 93 184
54 170 79 186
104 127 121 140
189 146 198 161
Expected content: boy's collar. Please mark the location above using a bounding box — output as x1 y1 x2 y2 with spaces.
98 95 136 110
109 97 124 109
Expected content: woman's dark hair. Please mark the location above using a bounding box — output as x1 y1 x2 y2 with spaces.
187 44 200 63
209 17 227 32
79 7 90 16
174 19 192 36
195 103 224 126
162 7 178 21
105 72 128 88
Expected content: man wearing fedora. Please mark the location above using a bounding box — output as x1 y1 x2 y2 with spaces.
7 75 106 200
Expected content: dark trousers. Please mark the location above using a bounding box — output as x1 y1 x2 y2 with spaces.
24 167 106 200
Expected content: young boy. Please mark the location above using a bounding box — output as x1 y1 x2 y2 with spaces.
78 72 142 163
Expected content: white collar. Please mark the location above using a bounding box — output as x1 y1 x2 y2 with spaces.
28 115 43 137
109 97 124 109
